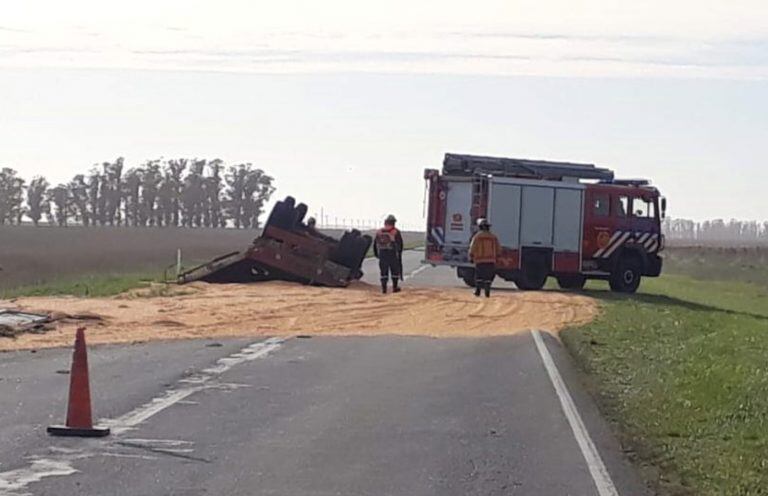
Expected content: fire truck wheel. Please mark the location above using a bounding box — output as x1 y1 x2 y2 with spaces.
556 274 586 290
610 256 642 293
517 257 548 290
457 268 476 287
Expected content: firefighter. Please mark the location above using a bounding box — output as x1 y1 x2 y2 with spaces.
374 214 404 294
469 218 501 297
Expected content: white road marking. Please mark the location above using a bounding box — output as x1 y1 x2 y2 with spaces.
404 264 429 281
0 454 82 496
104 337 284 434
0 337 284 495
531 330 620 496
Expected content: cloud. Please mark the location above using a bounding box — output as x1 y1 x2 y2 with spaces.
1 25 767 80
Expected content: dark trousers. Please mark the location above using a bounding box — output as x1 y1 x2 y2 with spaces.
475 263 496 297
378 250 401 291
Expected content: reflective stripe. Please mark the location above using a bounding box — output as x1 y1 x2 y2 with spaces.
603 231 631 258
593 230 622 258
430 227 445 246
643 234 657 249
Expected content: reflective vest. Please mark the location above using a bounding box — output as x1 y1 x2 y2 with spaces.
375 227 400 251
469 230 501 264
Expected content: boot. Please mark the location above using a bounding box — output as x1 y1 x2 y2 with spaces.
381 279 388 294
474 284 481 297
484 282 491 298
392 279 401 293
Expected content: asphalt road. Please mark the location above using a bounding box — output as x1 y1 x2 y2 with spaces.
0 252 649 496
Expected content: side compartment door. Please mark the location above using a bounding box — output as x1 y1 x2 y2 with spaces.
488 182 521 248
443 181 473 246
553 188 583 252
520 186 554 247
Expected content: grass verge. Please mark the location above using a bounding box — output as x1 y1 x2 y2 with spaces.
0 272 160 299
561 275 768 495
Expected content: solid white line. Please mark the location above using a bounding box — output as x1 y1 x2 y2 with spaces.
531 330 620 496
105 337 285 434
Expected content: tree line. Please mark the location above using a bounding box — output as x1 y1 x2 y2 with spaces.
0 158 275 228
663 218 768 242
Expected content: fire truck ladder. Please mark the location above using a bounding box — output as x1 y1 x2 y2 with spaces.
443 153 615 182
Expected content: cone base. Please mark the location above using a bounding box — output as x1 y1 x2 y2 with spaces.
47 425 111 437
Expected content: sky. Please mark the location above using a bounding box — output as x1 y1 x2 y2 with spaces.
1 0 767 228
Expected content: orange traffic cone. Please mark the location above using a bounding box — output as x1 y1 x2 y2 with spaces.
47 327 110 437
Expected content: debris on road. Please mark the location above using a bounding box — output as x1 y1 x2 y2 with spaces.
0 309 51 338
176 196 372 288
0 281 598 351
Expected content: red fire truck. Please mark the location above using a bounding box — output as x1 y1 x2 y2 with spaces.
424 153 666 293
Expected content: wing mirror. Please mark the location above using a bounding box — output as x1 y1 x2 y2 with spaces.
660 197 667 219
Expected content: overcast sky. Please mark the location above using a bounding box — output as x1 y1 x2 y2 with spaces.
1 0 767 228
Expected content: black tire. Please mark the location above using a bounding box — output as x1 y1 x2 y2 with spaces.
609 256 642 293
517 255 548 290
265 198 296 230
294 203 308 227
557 274 587 290
458 268 475 287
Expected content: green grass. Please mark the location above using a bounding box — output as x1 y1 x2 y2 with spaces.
0 272 160 299
562 275 768 495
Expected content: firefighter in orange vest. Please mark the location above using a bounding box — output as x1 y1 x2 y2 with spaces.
469 218 502 297
374 214 404 294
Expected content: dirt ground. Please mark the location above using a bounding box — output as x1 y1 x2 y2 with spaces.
0 282 599 351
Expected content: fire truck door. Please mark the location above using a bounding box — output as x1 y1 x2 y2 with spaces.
444 181 473 246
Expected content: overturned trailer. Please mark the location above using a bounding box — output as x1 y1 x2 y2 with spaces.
177 197 372 288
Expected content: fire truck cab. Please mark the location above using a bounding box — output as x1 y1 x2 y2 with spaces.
424 153 666 293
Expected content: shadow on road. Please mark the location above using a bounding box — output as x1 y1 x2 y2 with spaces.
576 288 768 321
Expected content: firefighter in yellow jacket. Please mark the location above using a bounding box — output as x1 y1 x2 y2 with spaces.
468 218 502 297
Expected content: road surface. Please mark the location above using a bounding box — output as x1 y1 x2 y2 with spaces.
0 252 649 495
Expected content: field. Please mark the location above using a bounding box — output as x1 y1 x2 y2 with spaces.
562 247 768 495
0 225 424 296
663 245 768 288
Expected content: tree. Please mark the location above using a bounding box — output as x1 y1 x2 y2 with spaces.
181 160 205 227
224 164 247 228
166 159 187 227
26 176 49 226
68 174 90 226
86 167 103 226
47 185 70 227
0 168 25 225
206 159 225 227
140 160 162 226
122 167 143 227
101 158 124 226
225 164 275 228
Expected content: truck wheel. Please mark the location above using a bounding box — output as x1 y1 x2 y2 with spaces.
458 268 475 287
609 256 642 293
517 256 548 290
556 274 586 290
